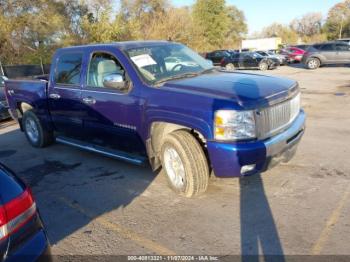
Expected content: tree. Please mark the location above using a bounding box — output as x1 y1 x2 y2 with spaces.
145 7 195 43
0 0 69 64
193 0 229 50
80 0 123 43
324 0 350 39
117 0 169 40
290 12 323 37
224 5 248 48
259 23 299 44
0 0 248 64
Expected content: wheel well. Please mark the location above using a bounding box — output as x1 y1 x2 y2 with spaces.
19 102 33 115
148 122 208 170
308 56 322 63
15 102 33 131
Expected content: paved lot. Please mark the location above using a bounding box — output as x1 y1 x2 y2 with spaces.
0 64 350 258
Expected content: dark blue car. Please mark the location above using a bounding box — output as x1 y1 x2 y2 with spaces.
0 163 51 261
5 41 305 197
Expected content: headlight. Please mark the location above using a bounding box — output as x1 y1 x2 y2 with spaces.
214 110 256 141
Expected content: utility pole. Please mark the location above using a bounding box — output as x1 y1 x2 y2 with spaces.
339 14 345 39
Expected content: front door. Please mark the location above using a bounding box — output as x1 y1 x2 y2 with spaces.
80 50 145 154
211 51 225 66
334 42 350 63
48 51 86 138
240 53 254 68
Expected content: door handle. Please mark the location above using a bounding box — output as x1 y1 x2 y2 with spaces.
49 93 61 99
83 97 96 105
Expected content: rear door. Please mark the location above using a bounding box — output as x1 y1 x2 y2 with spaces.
48 51 86 138
240 53 256 68
334 42 350 63
319 43 337 63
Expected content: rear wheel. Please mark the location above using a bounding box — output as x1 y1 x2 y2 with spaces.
23 110 54 148
225 63 235 71
259 61 268 71
160 130 209 197
306 58 320 69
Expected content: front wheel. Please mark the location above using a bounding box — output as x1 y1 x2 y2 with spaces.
259 61 268 71
306 58 320 69
160 130 209 197
225 63 235 71
23 110 54 148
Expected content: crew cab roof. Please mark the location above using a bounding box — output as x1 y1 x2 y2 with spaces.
56 40 174 52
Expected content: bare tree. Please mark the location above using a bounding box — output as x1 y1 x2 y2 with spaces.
290 12 323 37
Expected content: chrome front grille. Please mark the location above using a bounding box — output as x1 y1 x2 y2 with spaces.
256 93 300 139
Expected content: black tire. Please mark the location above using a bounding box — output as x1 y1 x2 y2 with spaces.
259 61 268 71
306 58 320 70
160 130 209 197
22 110 54 148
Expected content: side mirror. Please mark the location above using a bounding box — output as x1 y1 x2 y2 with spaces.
103 74 125 89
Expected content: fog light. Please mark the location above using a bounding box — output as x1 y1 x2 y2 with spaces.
241 164 256 175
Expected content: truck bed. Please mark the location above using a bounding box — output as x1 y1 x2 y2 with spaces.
5 79 49 120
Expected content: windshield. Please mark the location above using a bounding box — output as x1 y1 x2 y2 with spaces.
126 43 214 85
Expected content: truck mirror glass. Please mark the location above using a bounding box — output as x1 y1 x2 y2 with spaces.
103 74 125 89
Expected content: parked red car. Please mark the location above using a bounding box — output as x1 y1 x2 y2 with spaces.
281 47 306 63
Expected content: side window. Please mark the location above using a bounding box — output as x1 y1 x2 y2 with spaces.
313 44 322 50
87 52 129 92
335 43 350 51
243 54 251 59
321 44 335 51
55 53 83 85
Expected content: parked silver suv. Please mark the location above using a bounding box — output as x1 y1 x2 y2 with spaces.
302 41 350 69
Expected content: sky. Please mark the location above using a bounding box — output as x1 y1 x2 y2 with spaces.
172 0 341 35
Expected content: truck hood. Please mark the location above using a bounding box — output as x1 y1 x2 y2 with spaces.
162 71 298 109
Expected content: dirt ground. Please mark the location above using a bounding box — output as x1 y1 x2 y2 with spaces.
0 64 350 259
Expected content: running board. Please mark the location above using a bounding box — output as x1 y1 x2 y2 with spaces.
55 136 147 166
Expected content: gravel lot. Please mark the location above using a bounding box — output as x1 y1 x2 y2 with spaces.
0 64 350 258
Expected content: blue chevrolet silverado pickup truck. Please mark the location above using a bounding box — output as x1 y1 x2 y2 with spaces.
5 41 305 197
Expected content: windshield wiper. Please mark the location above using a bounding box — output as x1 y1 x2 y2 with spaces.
154 67 217 86
154 72 200 86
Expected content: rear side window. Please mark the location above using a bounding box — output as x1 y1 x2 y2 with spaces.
320 44 335 51
311 44 322 50
55 53 83 85
335 43 350 51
